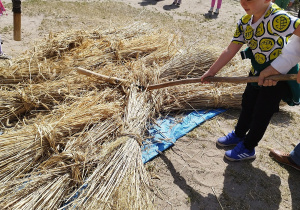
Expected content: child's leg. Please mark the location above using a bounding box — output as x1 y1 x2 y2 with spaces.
211 0 216 8
242 82 290 149
217 0 222 9
234 84 258 138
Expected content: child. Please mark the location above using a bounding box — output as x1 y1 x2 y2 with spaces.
201 0 300 161
172 0 181 7
208 0 222 14
258 34 300 171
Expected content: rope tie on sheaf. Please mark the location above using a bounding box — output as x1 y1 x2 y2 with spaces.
34 124 59 151
119 133 143 146
41 151 85 184
34 123 85 183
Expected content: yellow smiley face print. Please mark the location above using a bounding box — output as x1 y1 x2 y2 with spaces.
255 22 265 37
250 66 255 76
267 21 275 35
269 48 282 61
277 37 284 48
241 15 251 25
249 38 258 50
245 25 254 40
273 15 291 33
264 7 273 19
255 53 267 65
234 25 242 38
271 4 282 13
294 19 300 29
259 38 275 52
286 33 293 40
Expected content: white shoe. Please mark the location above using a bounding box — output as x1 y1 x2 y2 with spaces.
208 7 214 13
214 8 219 14
0 53 12 60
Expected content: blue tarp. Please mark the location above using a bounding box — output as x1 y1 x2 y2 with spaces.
141 108 226 163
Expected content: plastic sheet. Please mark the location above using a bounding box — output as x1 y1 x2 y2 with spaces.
141 109 226 163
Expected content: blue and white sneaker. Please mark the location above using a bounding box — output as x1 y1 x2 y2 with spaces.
225 141 256 161
217 131 244 147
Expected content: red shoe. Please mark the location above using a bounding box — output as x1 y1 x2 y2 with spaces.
269 149 300 171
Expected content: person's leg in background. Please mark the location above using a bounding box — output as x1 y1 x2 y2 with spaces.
209 0 216 12
214 0 222 14
269 144 300 171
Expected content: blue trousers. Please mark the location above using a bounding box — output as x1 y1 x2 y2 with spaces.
290 143 300 166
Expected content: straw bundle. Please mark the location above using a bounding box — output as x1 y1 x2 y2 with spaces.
0 74 125 126
161 84 245 111
155 47 251 110
159 48 218 80
1 172 72 209
0 88 156 209
0 21 248 209
62 87 157 209
0 119 120 209
0 90 123 184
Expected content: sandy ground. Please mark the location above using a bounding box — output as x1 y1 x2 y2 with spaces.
0 0 247 58
1 0 300 209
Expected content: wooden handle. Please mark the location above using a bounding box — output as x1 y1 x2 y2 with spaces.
147 74 297 90
13 13 21 41
76 67 130 85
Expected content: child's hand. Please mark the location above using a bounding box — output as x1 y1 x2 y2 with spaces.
201 70 216 83
258 66 281 86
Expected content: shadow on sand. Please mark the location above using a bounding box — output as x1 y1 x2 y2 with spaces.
163 3 180 11
203 11 219 19
139 0 163 6
159 152 282 209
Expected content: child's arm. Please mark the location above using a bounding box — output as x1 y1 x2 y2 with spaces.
258 26 300 86
201 42 243 82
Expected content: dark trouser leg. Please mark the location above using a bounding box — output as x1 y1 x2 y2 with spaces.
235 82 290 149
290 143 300 166
234 84 257 138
